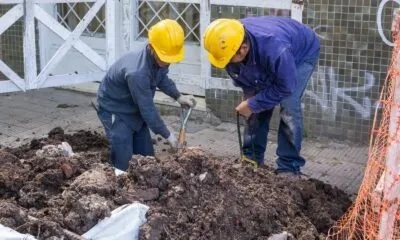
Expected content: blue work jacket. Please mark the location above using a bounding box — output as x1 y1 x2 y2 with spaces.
97 45 181 138
226 16 320 113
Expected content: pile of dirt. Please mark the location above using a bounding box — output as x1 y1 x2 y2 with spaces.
0 128 351 240
6 127 109 160
137 149 351 240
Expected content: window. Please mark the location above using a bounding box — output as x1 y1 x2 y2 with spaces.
56 3 106 38
136 1 200 43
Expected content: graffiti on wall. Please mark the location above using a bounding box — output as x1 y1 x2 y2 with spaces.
301 2 392 121
305 66 379 120
377 0 400 46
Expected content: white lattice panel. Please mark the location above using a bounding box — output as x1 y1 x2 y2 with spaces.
0 0 116 93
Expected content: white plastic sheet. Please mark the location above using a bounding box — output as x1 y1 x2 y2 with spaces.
0 224 36 240
82 202 149 240
268 231 293 240
58 142 75 157
0 203 148 240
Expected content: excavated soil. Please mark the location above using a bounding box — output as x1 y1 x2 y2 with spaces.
0 128 351 240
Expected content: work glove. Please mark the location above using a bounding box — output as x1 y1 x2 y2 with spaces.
167 132 178 150
177 95 196 108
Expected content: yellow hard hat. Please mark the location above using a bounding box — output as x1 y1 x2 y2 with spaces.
149 19 185 63
203 19 245 68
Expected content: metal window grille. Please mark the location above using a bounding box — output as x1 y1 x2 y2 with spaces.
56 2 106 38
136 0 200 43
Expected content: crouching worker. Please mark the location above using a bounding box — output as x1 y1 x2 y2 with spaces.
96 19 195 171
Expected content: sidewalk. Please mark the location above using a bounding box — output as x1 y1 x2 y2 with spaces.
0 88 368 195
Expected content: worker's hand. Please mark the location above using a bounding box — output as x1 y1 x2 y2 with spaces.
167 132 178 150
177 95 196 108
235 100 252 118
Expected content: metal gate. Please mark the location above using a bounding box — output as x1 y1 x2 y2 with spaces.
0 0 116 93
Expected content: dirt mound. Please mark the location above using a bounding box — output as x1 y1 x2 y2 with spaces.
6 127 109 160
137 148 350 240
0 128 351 239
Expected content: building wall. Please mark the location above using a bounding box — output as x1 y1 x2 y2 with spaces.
206 0 396 143
301 0 394 142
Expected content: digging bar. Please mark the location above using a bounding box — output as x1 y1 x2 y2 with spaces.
236 112 258 168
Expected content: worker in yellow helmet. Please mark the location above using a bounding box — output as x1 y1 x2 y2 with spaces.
96 19 196 171
203 17 320 179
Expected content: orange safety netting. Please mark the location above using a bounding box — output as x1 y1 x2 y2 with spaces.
326 13 400 240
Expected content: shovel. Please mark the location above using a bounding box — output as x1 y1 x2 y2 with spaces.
177 99 196 151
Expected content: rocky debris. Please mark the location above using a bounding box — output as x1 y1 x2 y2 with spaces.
0 128 351 239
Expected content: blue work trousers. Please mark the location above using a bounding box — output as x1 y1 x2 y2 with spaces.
243 54 319 173
97 107 154 170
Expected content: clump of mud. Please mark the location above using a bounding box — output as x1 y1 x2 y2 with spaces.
0 128 351 239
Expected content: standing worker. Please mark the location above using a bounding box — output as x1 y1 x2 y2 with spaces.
97 19 196 171
203 16 320 178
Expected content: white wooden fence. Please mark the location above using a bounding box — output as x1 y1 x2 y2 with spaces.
0 0 116 93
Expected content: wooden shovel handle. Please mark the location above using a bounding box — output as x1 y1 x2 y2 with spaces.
178 128 185 145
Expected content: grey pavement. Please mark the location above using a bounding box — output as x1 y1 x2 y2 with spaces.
0 88 368 195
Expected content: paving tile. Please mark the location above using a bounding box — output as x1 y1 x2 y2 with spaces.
0 122 29 135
